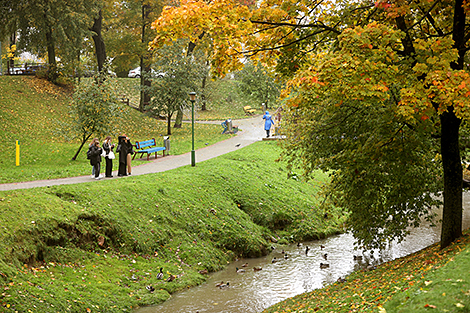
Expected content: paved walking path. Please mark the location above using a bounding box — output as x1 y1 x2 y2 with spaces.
0 116 268 191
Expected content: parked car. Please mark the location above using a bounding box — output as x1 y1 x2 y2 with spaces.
128 67 141 78
128 67 160 78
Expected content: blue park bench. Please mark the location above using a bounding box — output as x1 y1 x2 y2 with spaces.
133 138 166 161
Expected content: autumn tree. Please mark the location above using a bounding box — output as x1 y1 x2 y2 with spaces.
151 0 470 250
234 62 283 110
0 0 101 82
144 40 207 135
57 74 121 160
104 0 163 110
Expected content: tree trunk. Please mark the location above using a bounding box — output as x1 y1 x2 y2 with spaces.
439 0 466 249
72 133 93 161
7 33 15 75
201 75 207 111
139 4 152 112
139 56 151 112
440 109 462 249
91 9 106 73
174 106 183 128
43 2 57 82
167 114 172 135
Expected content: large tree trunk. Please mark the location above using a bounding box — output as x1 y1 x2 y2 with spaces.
7 33 16 75
91 9 106 73
440 110 462 249
139 56 151 111
439 0 467 249
45 22 57 82
174 106 183 128
139 4 152 112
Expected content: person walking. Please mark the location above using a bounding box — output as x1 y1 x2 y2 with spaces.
102 136 115 177
116 135 128 177
125 136 134 175
89 138 103 180
263 111 275 138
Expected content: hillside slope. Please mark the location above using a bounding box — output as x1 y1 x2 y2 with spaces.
0 141 345 312
0 76 229 184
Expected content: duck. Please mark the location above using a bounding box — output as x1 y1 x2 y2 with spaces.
236 267 246 273
281 249 285 254
320 262 330 269
305 246 310 255
284 253 288 260
146 285 155 292
156 267 163 280
272 257 278 263
241 262 249 267
215 281 224 287
323 253 328 260
166 274 176 282
353 255 363 261
219 282 230 289
320 245 325 250
337 277 347 283
253 266 262 271
198 269 208 275
297 242 302 247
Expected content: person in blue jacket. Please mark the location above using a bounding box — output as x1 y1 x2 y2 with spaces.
263 111 275 138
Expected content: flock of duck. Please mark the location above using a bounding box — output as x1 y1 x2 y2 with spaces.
146 242 373 292
211 243 369 289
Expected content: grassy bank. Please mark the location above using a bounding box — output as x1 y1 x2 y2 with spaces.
0 141 346 312
0 76 232 184
113 77 264 120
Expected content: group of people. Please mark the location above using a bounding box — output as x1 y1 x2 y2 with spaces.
87 135 134 180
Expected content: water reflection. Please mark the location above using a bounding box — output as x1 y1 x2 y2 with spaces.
137 193 470 313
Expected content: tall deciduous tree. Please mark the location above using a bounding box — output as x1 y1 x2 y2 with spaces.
0 0 100 82
103 0 163 110
235 62 282 110
144 40 207 135
152 0 470 250
57 74 121 160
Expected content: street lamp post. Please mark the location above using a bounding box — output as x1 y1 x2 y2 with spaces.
189 92 196 166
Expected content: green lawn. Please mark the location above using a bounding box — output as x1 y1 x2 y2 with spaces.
0 76 233 183
0 141 345 312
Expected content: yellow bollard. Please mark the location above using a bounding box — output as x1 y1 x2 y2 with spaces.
16 140 20 166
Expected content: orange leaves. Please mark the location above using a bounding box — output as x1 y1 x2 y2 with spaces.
151 0 253 76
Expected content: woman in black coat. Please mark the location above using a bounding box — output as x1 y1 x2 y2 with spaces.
102 136 115 177
125 136 134 175
89 138 103 180
117 135 128 176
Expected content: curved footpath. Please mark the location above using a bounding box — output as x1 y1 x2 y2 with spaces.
0 116 268 191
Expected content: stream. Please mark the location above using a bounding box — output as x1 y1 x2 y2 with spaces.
136 193 470 313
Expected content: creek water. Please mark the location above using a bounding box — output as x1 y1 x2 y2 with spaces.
136 193 470 313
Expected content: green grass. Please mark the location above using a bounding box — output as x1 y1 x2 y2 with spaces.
112 77 266 120
0 141 345 312
0 76 232 183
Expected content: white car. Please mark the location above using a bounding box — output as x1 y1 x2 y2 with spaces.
128 67 141 78
128 67 161 78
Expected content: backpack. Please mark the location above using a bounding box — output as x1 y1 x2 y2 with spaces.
86 147 92 160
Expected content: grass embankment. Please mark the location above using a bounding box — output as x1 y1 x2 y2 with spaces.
113 77 263 120
0 141 346 312
0 76 233 184
263 229 470 313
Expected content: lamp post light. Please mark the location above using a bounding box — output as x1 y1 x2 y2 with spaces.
189 91 196 166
